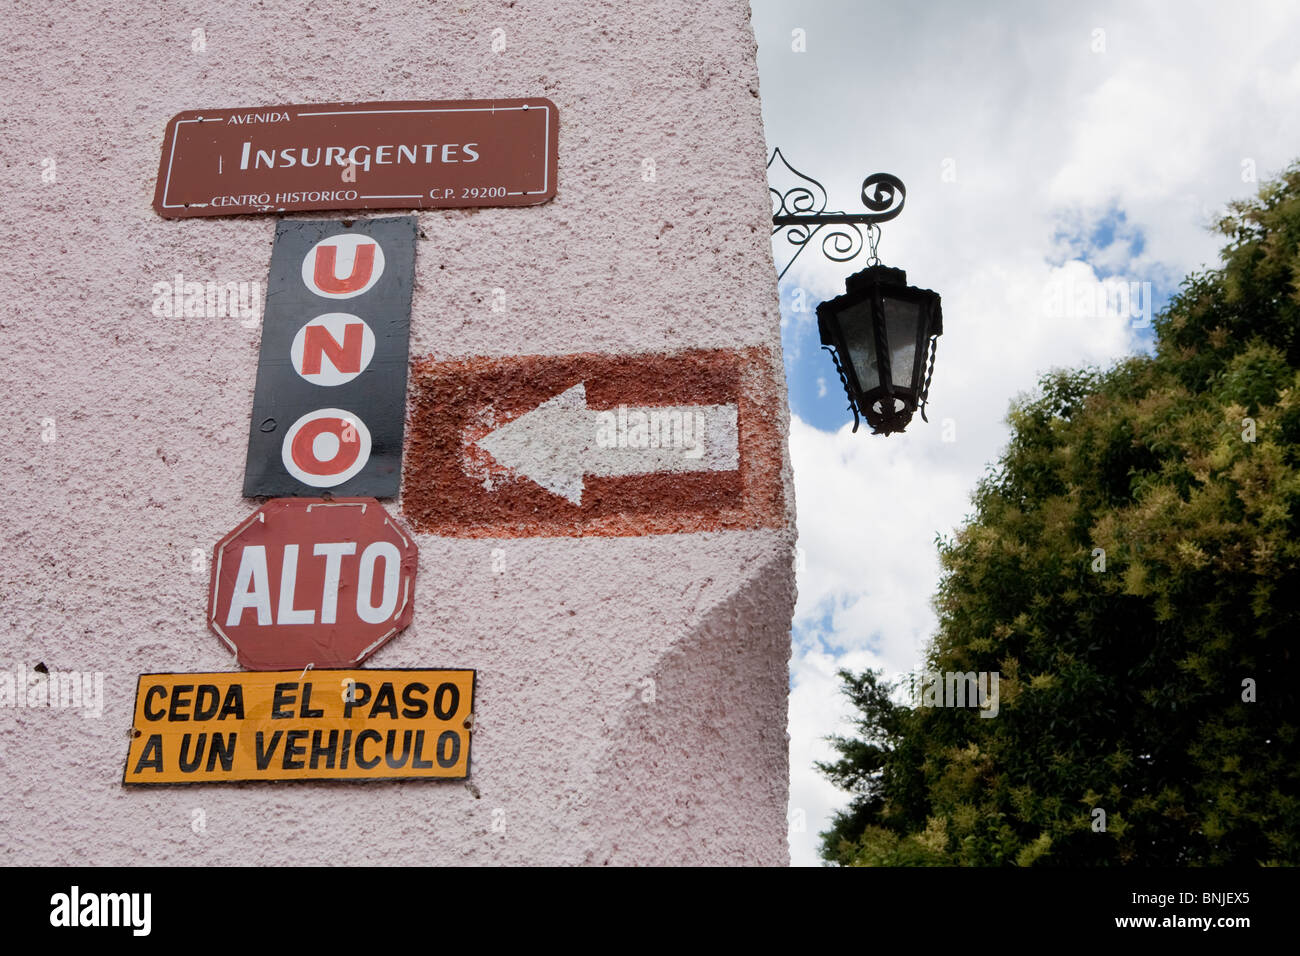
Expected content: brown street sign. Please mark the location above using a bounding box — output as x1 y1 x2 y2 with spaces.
153 98 558 218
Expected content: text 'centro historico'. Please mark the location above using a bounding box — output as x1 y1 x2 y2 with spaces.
153 98 558 218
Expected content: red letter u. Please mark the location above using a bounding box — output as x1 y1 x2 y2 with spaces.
312 243 376 295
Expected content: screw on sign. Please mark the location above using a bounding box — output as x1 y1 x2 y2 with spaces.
208 498 418 670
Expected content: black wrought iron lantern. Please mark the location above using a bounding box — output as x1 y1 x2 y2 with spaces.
769 149 945 436
816 264 942 435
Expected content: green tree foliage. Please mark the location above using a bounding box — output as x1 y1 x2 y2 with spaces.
819 165 1300 866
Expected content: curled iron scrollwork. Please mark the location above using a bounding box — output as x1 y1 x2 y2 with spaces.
860 173 905 221
769 149 906 279
820 222 864 265
769 147 827 220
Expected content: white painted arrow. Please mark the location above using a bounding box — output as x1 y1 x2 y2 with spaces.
476 383 738 505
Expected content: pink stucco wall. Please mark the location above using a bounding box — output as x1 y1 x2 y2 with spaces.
1 0 795 864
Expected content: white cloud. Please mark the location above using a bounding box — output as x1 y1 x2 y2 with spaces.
787 642 878 867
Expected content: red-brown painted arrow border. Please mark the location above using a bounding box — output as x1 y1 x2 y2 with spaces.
402 348 786 537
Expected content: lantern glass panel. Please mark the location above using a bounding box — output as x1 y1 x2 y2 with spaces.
839 301 880 392
883 296 921 390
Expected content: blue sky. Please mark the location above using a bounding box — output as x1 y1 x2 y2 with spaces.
750 0 1300 865
783 205 1168 435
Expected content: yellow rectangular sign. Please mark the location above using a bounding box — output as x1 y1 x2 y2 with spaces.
123 669 474 785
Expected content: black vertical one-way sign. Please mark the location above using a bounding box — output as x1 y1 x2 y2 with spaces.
243 216 417 498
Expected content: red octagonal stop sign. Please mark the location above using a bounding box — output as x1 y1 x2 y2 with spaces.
208 498 418 670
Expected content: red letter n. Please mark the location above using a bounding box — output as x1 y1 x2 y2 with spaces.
301 322 365 375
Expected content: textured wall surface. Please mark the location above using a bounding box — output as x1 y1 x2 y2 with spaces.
0 0 795 864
